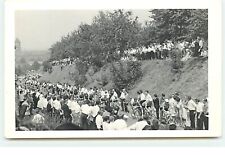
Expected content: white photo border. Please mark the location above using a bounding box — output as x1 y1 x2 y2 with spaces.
4 0 222 138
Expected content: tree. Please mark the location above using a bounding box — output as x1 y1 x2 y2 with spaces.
111 60 143 90
31 61 41 71
42 61 52 73
48 9 142 66
149 9 208 42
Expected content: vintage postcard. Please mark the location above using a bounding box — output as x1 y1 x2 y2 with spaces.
4 0 222 138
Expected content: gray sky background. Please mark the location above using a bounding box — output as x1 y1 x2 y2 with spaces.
15 10 152 51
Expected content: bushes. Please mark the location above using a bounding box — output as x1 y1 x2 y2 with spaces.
170 48 184 71
31 61 41 71
101 73 109 86
42 61 52 73
111 60 143 90
70 72 87 86
75 60 89 75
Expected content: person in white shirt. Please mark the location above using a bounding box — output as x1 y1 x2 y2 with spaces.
168 96 177 117
113 115 128 130
107 116 115 130
198 38 204 53
68 97 81 126
32 110 45 125
187 96 196 129
139 90 146 108
143 91 153 108
128 118 149 130
140 91 146 101
52 96 61 112
195 99 204 130
181 101 189 127
37 94 48 110
90 104 100 118
120 89 128 112
80 102 91 129
110 89 118 102
95 111 103 130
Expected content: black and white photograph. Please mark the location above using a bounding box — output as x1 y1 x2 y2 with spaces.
4 0 222 138
14 9 209 131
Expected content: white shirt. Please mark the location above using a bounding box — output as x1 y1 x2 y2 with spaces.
169 98 177 107
120 92 126 99
145 94 153 102
199 40 203 48
111 92 118 101
108 122 115 130
37 97 48 109
128 120 148 130
32 114 45 124
52 100 61 110
196 102 204 112
187 99 196 111
103 122 110 130
81 104 91 115
95 115 103 129
113 119 128 130
140 93 146 101
100 91 105 98
68 100 80 113
90 105 100 117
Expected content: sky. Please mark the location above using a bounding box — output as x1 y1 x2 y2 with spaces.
15 10 152 51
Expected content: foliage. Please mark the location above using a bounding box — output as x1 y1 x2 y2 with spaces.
15 65 26 76
49 9 208 63
111 61 143 90
101 73 109 86
149 9 208 43
49 10 142 66
42 61 52 73
31 61 41 71
15 58 31 76
75 60 89 75
170 48 184 71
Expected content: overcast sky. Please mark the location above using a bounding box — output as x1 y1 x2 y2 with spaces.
15 10 152 51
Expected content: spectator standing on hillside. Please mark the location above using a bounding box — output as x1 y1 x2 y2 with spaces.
153 94 160 119
194 37 201 57
95 111 103 130
187 96 197 129
199 37 204 55
139 90 146 106
196 99 204 130
202 98 209 130
144 91 153 109
120 89 128 112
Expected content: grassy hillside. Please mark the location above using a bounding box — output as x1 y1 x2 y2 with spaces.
39 57 208 99
129 57 208 99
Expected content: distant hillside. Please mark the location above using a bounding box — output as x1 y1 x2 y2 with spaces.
39 57 208 99
15 50 50 65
